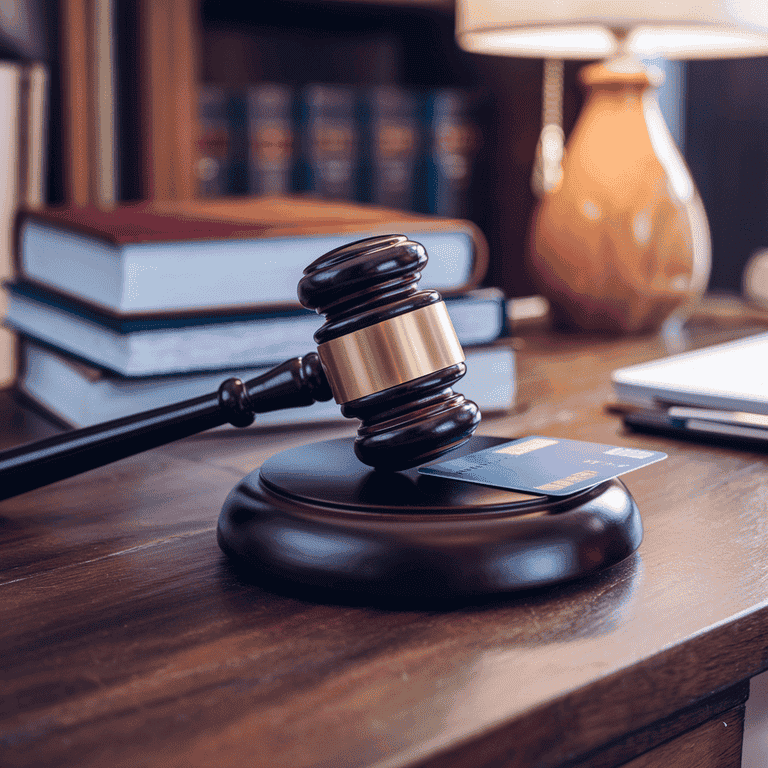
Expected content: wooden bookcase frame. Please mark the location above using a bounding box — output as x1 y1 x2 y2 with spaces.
138 0 199 201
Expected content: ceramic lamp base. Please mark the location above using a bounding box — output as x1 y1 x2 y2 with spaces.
528 59 711 333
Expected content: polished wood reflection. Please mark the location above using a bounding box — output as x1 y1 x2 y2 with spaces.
2 307 768 768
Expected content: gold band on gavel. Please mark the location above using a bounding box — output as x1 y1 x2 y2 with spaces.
316 301 465 404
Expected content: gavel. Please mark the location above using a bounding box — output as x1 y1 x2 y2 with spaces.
0 235 481 501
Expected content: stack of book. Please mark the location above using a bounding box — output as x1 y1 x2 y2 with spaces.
6 197 515 429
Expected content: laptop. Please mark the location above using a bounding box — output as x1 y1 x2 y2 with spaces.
612 332 768 416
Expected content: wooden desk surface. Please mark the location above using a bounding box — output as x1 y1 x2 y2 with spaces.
2 312 768 768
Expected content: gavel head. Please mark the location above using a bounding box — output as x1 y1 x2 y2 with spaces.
298 234 481 471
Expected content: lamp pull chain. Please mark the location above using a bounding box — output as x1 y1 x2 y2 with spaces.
531 58 565 197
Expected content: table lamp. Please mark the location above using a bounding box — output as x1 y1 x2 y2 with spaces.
456 1 768 332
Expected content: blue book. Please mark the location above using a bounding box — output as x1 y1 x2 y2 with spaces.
417 89 479 218
5 281 507 377
15 199 488 315
296 84 359 200
246 83 295 196
358 86 419 210
18 338 516 430
196 85 231 198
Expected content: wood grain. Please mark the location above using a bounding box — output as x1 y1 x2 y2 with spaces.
563 686 747 768
2 317 768 767
621 703 745 768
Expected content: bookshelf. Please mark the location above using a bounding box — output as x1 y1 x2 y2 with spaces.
145 0 480 202
60 0 585 297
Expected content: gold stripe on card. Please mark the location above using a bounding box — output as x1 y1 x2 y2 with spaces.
496 438 559 456
535 470 598 492
317 302 465 404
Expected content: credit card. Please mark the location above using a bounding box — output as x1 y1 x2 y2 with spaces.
418 436 667 496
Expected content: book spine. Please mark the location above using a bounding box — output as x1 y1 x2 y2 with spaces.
417 89 479 218
91 0 118 206
196 85 230 198
359 85 419 210
60 0 91 206
247 84 294 196
18 64 49 210
297 84 358 200
225 91 248 195
0 63 21 387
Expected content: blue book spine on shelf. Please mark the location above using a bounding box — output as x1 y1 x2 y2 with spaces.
225 91 248 195
358 86 419 210
296 84 359 200
196 85 231 198
246 84 295 196
417 89 479 217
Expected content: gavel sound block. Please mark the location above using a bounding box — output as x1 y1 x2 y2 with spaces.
0 236 642 598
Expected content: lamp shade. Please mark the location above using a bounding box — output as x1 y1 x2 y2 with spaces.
456 0 768 59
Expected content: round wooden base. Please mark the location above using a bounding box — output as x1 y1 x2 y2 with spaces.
217 436 643 599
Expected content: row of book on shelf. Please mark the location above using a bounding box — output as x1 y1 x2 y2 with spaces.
5 196 515 430
198 83 480 219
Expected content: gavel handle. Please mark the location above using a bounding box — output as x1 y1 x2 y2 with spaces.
0 353 332 502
